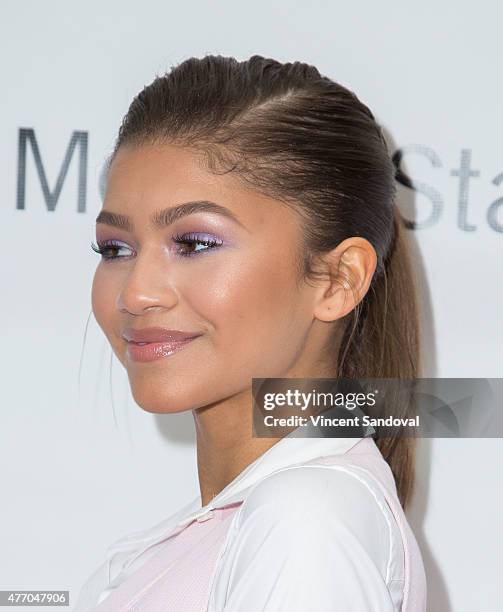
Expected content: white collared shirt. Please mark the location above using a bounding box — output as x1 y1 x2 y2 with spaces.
74 432 412 611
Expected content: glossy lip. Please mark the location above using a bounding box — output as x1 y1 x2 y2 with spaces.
126 337 199 363
122 327 202 343
122 327 203 363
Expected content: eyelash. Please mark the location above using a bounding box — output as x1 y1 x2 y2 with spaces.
91 233 223 261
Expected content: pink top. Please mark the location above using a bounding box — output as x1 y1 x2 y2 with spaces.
74 435 427 611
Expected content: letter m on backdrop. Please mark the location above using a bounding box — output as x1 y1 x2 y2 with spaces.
16 128 88 212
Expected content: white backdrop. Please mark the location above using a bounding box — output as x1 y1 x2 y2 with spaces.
1 2 502 611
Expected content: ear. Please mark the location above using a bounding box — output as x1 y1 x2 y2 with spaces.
312 237 378 323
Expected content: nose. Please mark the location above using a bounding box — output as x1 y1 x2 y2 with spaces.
116 247 179 315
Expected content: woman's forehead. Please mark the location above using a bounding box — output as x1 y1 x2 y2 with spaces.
104 143 301 233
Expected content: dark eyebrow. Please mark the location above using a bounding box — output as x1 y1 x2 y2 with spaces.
95 200 247 232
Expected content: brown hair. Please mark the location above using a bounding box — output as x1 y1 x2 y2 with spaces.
109 54 421 510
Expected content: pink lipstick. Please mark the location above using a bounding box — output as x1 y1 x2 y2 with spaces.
122 327 202 363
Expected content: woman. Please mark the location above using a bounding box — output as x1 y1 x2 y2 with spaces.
74 54 427 611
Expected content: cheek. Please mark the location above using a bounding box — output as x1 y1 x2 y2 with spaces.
180 251 305 355
91 267 116 332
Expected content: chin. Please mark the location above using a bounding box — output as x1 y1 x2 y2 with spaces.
138 403 190 415
133 394 193 415
127 380 191 414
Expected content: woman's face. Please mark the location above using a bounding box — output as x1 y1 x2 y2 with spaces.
92 143 326 414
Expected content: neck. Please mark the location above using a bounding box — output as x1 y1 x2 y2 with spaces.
192 388 282 507
192 322 341 507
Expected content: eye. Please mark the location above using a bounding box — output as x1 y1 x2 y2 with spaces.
172 233 223 257
91 240 133 261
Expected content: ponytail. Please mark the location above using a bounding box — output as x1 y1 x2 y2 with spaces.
337 207 421 510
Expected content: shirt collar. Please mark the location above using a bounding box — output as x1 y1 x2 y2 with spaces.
178 433 368 524
105 430 371 586
179 402 375 523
